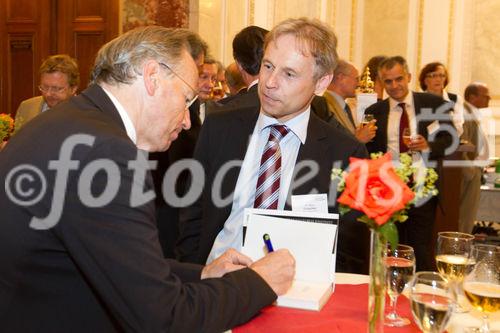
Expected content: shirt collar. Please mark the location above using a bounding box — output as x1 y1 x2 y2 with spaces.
389 92 413 111
326 90 346 108
256 107 310 144
248 79 259 90
101 86 137 144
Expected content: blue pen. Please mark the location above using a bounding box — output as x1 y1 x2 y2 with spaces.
263 233 274 252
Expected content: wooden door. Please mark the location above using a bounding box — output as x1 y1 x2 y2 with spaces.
0 0 119 117
57 0 119 91
0 0 52 117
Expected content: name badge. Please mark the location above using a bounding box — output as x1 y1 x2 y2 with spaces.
427 120 440 135
291 194 328 213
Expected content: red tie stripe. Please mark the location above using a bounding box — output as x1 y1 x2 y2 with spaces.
254 125 289 209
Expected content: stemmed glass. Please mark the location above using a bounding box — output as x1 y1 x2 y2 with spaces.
402 128 414 154
463 244 500 333
410 271 454 333
435 231 475 313
384 244 415 327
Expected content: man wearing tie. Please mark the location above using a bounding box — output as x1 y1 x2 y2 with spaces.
176 18 368 272
364 56 454 271
324 59 377 143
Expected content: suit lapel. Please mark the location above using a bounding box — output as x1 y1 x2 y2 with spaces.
378 99 390 151
284 112 329 209
220 107 260 198
324 92 356 133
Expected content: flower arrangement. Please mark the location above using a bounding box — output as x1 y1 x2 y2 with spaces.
331 152 438 332
0 113 15 142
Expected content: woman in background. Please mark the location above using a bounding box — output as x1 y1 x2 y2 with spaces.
419 62 464 136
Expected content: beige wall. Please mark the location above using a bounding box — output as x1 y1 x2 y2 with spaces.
472 0 500 99
361 0 409 68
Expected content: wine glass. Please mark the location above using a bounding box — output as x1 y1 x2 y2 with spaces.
362 114 374 126
384 244 415 327
463 244 500 333
410 271 454 333
435 231 475 313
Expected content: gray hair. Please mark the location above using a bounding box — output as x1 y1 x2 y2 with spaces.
265 17 338 80
90 26 191 85
378 56 410 76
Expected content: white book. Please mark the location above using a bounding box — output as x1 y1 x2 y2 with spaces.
242 208 339 311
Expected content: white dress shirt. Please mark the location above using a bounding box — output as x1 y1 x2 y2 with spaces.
442 90 464 137
206 108 310 263
101 86 137 144
387 93 417 158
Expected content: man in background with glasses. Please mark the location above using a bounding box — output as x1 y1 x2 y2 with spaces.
14 54 79 128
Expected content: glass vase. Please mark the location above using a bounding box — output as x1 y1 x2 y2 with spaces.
368 229 386 333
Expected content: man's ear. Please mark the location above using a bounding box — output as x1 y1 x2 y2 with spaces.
142 60 161 96
314 72 334 96
407 72 412 83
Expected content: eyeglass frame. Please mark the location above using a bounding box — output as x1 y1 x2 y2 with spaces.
158 62 198 109
425 73 446 79
38 84 70 94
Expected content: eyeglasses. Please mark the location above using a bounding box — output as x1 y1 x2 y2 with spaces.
38 85 68 94
158 62 198 109
426 73 446 79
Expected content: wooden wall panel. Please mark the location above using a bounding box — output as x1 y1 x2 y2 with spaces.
74 33 105 87
6 0 36 21
57 0 118 92
8 34 35 116
75 0 104 19
1 0 118 116
0 0 51 117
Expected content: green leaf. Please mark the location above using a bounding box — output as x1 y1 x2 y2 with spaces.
379 222 399 249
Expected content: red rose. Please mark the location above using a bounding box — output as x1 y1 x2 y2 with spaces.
337 152 414 225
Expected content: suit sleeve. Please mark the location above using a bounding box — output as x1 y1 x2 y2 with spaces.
363 104 384 155
55 137 275 333
175 116 212 263
426 101 455 160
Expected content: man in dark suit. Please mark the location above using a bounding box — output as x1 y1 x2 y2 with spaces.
176 18 368 272
0 26 295 333
150 29 208 258
364 56 454 271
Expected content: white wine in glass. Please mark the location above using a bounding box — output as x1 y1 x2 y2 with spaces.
410 271 454 333
384 244 415 327
436 231 475 313
402 128 412 148
361 114 374 126
463 244 500 333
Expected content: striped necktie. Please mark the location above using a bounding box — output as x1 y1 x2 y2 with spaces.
254 125 289 209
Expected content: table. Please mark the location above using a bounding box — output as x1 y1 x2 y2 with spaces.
234 273 500 333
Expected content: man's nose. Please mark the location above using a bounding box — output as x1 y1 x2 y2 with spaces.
182 108 191 130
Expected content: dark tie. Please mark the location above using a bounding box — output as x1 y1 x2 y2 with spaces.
399 102 409 153
344 103 356 127
254 125 289 209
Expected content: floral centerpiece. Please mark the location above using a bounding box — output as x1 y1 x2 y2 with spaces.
331 152 438 332
0 113 15 142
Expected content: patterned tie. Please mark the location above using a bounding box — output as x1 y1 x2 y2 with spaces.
399 102 409 153
254 125 289 209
